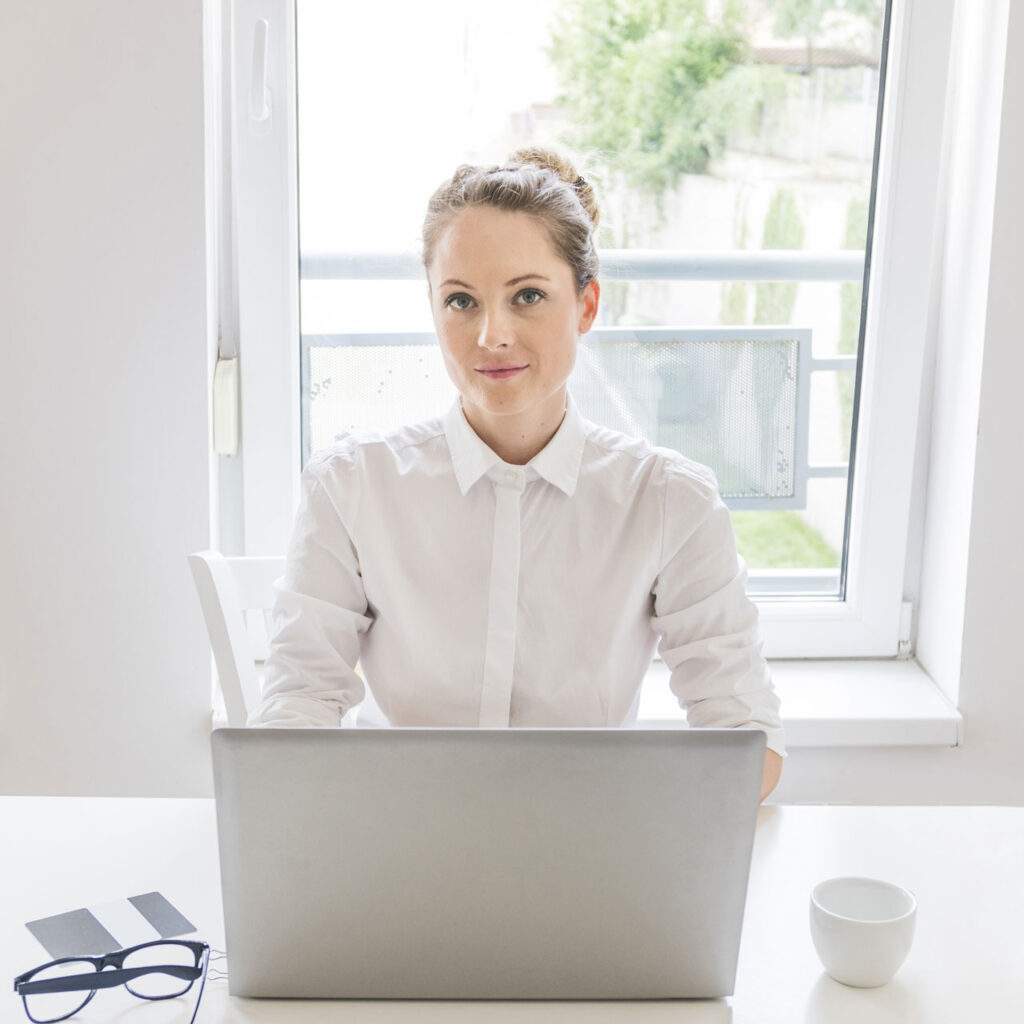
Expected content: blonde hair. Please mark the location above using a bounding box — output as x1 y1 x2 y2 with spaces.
422 147 600 292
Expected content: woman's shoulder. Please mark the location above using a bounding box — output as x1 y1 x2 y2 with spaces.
305 416 448 475
580 419 720 497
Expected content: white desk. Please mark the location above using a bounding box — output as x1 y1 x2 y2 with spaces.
2 798 1022 1023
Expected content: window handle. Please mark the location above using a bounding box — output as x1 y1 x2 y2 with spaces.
249 17 271 123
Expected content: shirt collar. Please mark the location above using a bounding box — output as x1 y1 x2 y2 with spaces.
444 400 503 495
444 397 587 498
529 396 586 497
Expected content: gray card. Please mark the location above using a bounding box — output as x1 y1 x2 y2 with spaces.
26 893 196 959
26 909 121 959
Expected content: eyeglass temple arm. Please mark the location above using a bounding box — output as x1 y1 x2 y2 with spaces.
17 964 201 996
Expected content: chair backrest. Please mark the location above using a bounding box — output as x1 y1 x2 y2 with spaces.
188 551 284 727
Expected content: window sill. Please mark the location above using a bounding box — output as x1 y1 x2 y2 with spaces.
636 658 964 748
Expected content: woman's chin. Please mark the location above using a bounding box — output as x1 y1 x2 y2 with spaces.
462 380 569 422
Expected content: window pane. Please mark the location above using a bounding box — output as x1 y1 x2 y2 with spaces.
809 369 854 466
295 0 888 597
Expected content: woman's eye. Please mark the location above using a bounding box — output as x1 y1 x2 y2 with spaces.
515 288 546 306
444 293 475 311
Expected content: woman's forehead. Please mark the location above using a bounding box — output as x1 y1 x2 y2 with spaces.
431 207 566 282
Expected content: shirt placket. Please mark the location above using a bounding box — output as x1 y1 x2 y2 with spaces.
478 467 525 726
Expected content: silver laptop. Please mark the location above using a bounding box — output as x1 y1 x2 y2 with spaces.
211 727 765 1000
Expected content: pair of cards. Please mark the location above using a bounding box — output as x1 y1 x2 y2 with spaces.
26 892 195 959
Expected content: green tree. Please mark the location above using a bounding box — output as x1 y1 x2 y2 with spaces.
754 188 805 324
772 0 885 69
720 194 751 324
547 0 748 205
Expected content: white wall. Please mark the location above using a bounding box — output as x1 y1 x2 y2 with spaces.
0 2 215 795
1 1 1022 803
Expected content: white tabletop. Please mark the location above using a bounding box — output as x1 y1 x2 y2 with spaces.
2 798 1022 1023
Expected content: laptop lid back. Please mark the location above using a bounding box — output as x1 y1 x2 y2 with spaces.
211 727 765 999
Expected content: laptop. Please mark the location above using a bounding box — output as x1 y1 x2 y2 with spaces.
211 727 765 1000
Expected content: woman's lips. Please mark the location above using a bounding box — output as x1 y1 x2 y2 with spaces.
476 365 528 380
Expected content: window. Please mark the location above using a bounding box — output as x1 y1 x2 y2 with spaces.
222 0 955 657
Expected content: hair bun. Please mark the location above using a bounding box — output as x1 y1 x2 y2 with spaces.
506 146 600 231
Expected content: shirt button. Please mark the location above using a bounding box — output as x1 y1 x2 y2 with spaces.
504 469 517 482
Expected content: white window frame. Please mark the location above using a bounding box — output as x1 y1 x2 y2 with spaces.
220 0 302 557
220 0 956 659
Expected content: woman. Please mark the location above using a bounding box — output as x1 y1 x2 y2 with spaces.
250 148 784 799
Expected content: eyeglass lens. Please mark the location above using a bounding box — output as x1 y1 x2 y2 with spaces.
122 942 198 999
20 961 96 1023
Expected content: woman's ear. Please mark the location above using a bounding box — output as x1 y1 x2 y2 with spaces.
577 279 600 335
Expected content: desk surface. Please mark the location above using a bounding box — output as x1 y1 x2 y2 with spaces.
2 798 1022 1023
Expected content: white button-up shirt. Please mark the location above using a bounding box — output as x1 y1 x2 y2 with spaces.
250 399 784 755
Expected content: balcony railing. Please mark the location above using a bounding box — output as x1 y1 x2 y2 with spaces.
299 250 860 516
301 249 864 282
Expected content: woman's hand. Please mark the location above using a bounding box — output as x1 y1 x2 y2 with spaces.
760 749 783 803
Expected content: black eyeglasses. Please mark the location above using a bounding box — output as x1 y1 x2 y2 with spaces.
13 939 209 1023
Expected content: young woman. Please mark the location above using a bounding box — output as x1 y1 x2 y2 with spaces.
250 148 784 799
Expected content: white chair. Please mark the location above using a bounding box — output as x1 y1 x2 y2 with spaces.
188 550 283 727
189 550 379 727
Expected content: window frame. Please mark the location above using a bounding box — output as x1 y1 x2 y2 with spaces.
221 0 956 658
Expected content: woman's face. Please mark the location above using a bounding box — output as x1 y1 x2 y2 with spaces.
427 206 599 434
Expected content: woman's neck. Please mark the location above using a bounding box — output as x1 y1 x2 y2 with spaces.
461 392 567 465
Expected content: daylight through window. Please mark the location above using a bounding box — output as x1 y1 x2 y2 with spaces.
294 0 891 601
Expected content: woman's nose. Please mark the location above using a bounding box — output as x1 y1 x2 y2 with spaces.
477 311 514 350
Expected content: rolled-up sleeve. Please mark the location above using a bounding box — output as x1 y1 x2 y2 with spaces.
247 452 371 727
650 463 785 756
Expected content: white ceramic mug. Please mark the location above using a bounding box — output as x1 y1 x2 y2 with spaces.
809 876 917 988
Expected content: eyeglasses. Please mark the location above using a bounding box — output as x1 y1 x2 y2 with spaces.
13 939 209 1023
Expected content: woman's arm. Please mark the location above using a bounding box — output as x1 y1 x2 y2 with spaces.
249 454 371 726
761 749 783 802
651 462 787 763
